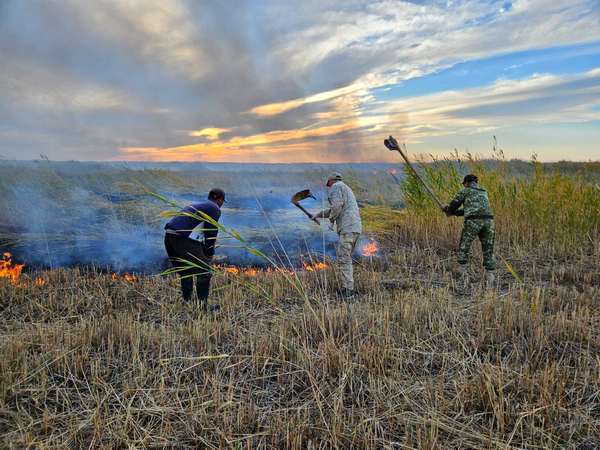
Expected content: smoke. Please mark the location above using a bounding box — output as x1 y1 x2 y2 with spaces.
5 182 164 272
178 191 340 268
1 162 347 272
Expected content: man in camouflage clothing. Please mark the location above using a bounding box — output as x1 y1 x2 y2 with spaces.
313 172 362 299
442 174 496 286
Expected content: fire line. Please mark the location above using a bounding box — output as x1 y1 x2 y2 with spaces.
0 252 24 285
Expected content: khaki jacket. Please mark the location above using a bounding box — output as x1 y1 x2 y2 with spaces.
317 181 362 234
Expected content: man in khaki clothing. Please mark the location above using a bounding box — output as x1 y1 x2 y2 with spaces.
313 172 362 298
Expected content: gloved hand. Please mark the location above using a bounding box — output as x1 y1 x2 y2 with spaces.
442 206 451 216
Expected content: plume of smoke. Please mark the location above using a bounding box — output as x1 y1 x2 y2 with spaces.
6 182 164 271
1 163 341 272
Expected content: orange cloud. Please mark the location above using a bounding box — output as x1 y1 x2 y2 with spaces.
188 127 230 140
117 115 390 163
249 98 306 117
118 139 399 163
118 80 385 163
249 83 366 117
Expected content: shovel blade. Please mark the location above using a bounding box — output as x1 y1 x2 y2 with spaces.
291 189 315 203
384 135 400 151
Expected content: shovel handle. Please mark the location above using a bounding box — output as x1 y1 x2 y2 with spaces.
386 137 445 210
293 202 321 225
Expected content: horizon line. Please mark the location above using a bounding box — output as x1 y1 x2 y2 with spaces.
2 158 599 164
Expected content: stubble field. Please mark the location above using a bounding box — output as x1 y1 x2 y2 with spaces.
1 157 599 448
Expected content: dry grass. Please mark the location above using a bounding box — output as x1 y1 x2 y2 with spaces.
1 234 598 449
1 157 599 448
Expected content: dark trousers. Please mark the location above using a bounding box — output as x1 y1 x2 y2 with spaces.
164 233 212 302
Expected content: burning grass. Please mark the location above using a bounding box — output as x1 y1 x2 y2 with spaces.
0 252 23 285
360 239 379 257
111 272 139 283
215 261 330 277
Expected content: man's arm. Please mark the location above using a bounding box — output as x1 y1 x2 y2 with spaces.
313 185 344 220
313 208 331 219
443 189 467 216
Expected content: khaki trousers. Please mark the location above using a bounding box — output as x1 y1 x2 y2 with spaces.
337 232 360 291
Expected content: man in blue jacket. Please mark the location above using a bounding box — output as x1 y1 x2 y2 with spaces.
164 188 225 310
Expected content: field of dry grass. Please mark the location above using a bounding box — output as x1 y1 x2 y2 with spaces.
1 158 599 448
1 220 599 448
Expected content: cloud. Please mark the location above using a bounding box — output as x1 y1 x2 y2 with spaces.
249 84 370 117
0 0 599 161
62 0 209 81
378 69 600 142
188 127 231 140
119 117 379 161
118 69 600 161
0 59 141 113
265 0 600 93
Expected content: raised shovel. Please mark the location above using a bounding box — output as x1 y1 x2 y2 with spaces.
384 135 445 210
291 189 321 225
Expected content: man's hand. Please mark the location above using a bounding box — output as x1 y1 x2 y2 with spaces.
442 205 451 216
312 210 327 220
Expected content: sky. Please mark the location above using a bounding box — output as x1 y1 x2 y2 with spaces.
0 0 599 163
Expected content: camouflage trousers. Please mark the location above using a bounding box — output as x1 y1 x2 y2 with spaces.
337 232 360 291
457 219 496 270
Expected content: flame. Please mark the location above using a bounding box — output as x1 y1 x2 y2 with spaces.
361 240 379 257
111 272 138 283
221 266 261 277
303 261 329 272
0 252 24 285
243 268 259 277
218 262 329 276
35 277 46 286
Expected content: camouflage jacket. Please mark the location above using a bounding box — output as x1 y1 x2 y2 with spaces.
446 184 494 220
315 181 362 234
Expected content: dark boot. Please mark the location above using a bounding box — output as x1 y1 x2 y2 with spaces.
339 288 356 301
201 303 221 312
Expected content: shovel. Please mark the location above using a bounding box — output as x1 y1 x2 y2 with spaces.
291 189 320 225
384 135 444 210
